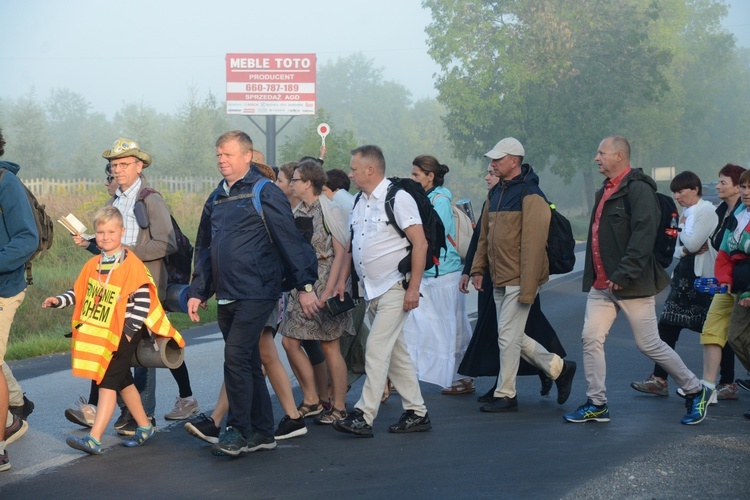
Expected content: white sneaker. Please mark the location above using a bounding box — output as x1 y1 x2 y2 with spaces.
64 397 97 427
164 396 199 420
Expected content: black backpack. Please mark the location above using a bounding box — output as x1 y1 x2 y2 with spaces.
378 177 446 275
0 169 54 285
624 190 679 268
521 184 575 275
134 188 194 285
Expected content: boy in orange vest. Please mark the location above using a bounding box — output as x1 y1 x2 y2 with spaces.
43 206 184 454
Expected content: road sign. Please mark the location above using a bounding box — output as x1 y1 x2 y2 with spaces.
226 53 316 115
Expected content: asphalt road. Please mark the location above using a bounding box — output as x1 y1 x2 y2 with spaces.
2 251 749 499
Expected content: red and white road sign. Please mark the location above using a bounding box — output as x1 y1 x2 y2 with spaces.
226 53 316 116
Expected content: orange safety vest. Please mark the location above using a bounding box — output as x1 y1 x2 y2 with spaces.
70 250 185 384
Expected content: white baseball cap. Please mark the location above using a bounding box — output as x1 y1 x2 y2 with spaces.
484 137 525 159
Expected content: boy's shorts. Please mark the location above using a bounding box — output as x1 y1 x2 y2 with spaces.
98 327 145 391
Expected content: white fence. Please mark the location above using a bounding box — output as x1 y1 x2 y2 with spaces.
24 177 219 197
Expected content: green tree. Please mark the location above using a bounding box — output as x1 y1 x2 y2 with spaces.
6 90 50 178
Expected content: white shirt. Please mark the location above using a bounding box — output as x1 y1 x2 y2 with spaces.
351 178 421 300
113 178 142 246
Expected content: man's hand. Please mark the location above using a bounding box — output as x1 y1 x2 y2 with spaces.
298 291 320 319
187 298 205 322
606 280 622 292
459 274 470 294
403 286 420 311
471 275 484 292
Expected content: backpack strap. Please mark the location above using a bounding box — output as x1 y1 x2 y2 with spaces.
384 179 406 239
213 178 273 242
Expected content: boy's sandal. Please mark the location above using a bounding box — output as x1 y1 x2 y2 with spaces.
66 434 102 455
297 401 324 418
441 378 476 395
381 386 391 404
314 407 347 425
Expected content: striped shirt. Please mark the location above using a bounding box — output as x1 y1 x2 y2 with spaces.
113 178 142 246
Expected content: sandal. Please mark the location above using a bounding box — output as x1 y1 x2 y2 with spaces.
441 378 476 395
381 384 391 404
297 401 324 419
314 407 347 425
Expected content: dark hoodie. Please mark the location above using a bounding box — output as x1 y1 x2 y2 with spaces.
0 161 39 297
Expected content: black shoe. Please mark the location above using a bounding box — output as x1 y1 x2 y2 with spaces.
480 396 518 413
388 410 432 433
555 361 577 405
244 431 277 452
477 387 495 403
185 413 220 444
211 427 247 457
332 408 373 437
274 415 307 440
117 416 156 436
539 373 553 397
736 378 750 392
9 395 34 421
113 408 133 430
4 414 28 445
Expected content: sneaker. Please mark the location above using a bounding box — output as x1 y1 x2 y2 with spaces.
630 374 668 396
65 434 102 455
117 416 156 436
681 386 712 425
387 410 432 433
332 408 373 438
113 407 133 430
677 387 717 405
0 450 9 472
9 394 34 421
211 427 247 457
185 413 220 444
244 431 277 452
715 383 739 400
477 387 495 403
4 414 28 445
480 396 519 413
563 399 611 423
274 415 308 439
164 396 199 420
122 424 156 447
735 378 750 393
555 361 577 404
64 397 96 428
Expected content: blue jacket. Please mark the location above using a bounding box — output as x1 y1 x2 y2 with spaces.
189 165 318 302
426 185 462 277
0 161 39 297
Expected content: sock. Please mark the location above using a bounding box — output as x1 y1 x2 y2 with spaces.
0 439 5 454
701 380 716 390
5 411 13 427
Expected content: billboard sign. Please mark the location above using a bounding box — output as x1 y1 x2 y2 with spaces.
226 53 316 115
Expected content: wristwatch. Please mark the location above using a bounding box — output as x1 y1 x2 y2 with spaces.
297 284 313 293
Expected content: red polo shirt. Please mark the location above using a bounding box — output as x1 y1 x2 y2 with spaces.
592 167 632 290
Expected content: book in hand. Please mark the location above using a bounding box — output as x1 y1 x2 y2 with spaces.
326 292 356 316
58 213 93 239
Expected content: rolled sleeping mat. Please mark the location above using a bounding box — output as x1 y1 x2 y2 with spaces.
163 283 190 313
131 336 184 369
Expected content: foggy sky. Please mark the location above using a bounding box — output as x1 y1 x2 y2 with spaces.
0 0 748 118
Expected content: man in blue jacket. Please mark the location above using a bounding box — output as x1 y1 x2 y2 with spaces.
0 127 39 472
564 136 709 425
187 130 318 456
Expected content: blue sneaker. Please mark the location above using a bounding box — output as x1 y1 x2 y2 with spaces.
66 434 102 455
681 386 712 425
122 424 155 447
563 399 611 423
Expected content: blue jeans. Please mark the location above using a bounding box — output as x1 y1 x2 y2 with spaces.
133 367 156 416
218 299 276 437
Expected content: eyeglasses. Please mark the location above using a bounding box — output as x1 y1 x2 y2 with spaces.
110 161 138 171
290 177 305 183
106 176 115 183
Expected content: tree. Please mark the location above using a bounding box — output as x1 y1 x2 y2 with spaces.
6 90 50 178
423 0 747 210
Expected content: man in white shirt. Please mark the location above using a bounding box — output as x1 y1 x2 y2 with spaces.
332 145 431 437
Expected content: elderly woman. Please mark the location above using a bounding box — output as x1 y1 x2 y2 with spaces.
281 160 354 425
403 155 473 394
631 171 718 396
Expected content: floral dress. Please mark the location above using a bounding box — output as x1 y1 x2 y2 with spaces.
281 199 354 341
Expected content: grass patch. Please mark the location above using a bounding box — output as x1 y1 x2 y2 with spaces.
6 187 218 361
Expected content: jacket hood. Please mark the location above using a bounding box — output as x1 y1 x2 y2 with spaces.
623 167 657 191
505 163 539 188
429 185 453 199
0 161 21 175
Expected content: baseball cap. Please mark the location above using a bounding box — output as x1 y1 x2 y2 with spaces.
484 138 525 159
